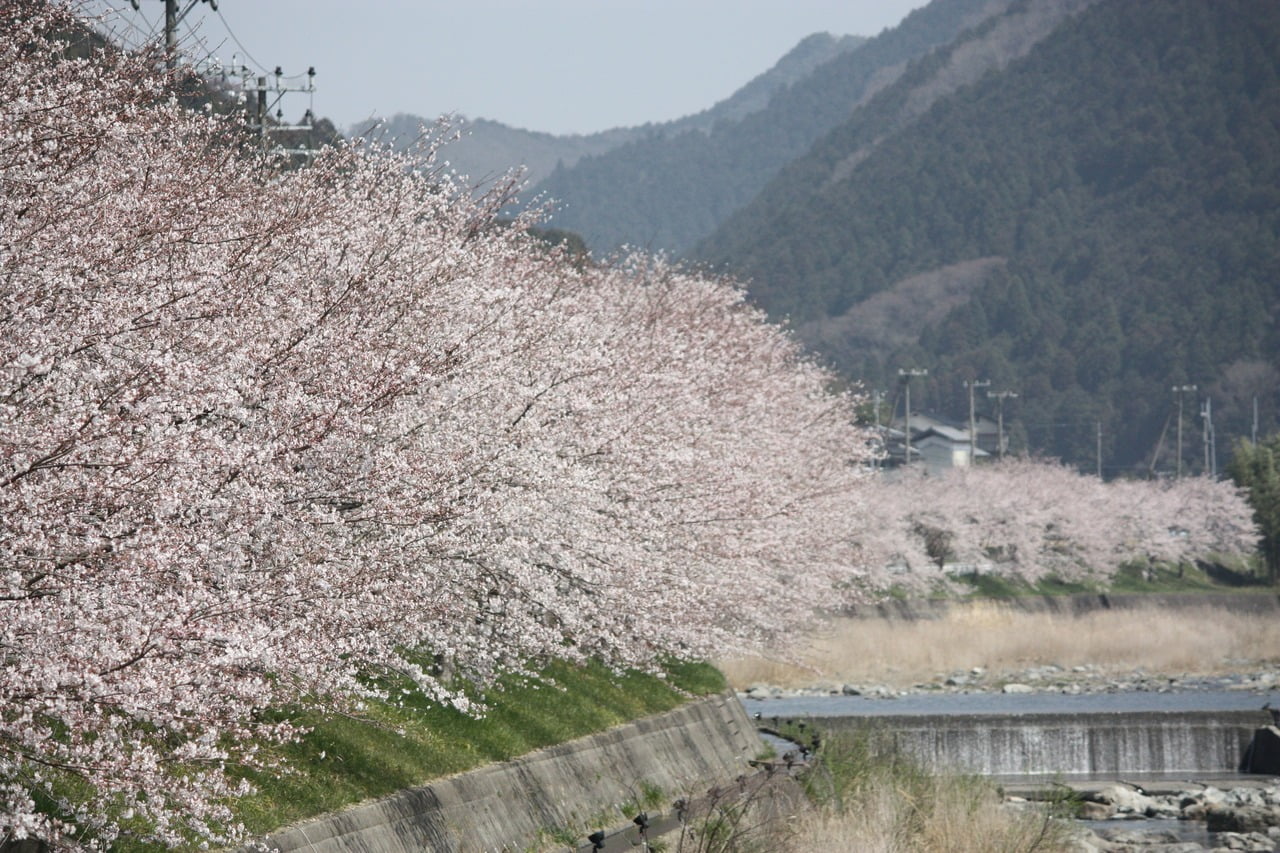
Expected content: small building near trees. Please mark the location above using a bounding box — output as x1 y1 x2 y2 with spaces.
879 414 991 475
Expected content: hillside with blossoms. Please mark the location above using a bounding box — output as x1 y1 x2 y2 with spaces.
0 3 1263 850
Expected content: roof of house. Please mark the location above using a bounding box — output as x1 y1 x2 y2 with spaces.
917 424 969 443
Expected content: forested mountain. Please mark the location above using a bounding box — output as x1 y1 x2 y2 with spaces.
354 113 636 190
356 32 864 190
693 0 1280 476
529 0 1018 256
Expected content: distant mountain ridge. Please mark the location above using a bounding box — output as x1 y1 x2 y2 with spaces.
353 31 864 190
695 0 1102 317
529 0 1018 255
356 113 633 190
693 0 1280 474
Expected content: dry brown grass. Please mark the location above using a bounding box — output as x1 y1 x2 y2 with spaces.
779 781 1067 853
771 728 1072 853
720 603 1280 690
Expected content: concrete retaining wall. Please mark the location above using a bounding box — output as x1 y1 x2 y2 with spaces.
809 710 1260 779
251 693 758 853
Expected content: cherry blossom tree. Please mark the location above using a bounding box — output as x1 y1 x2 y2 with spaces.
1 5 877 847
1 5 1259 848
852 459 1258 586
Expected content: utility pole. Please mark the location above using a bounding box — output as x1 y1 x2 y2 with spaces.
256 75 267 148
899 368 927 469
165 0 176 70
1201 397 1217 477
131 0 218 72
1172 384 1196 478
127 2 319 160
235 65 319 157
964 379 990 466
987 390 1018 460
1096 421 1103 479
1202 399 1209 474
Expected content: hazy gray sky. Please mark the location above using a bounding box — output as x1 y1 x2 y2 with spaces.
91 1 928 135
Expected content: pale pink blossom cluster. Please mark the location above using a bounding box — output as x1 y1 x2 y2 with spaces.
1 5 876 847
2 5 1262 847
854 459 1259 585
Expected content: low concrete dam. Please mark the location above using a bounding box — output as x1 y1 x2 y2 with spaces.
807 710 1262 780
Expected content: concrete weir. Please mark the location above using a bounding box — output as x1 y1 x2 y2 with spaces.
249 693 759 853
809 710 1262 780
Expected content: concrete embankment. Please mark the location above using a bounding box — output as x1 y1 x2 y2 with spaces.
808 710 1262 779
250 692 759 853
844 590 1280 621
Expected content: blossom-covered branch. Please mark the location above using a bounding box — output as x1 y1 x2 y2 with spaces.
1 5 875 847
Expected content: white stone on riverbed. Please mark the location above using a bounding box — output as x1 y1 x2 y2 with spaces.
1094 783 1159 815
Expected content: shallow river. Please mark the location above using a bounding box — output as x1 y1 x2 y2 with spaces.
746 688 1279 848
740 687 1279 718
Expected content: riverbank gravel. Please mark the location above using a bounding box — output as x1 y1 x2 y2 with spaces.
739 665 1280 703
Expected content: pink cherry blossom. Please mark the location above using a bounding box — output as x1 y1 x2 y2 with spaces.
1 5 878 846
853 459 1258 586
1 5 1259 848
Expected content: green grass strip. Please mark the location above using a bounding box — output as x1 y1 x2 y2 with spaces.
212 658 724 845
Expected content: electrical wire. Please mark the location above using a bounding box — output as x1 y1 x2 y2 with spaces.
176 10 238 73
1022 421 1109 430
93 0 161 52
214 6 268 74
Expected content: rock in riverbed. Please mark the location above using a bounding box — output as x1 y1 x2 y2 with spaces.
1065 783 1280 852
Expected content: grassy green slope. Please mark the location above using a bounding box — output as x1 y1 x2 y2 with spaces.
112 660 724 851
242 659 722 834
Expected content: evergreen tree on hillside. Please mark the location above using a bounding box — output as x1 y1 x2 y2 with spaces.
1228 435 1280 581
695 0 1280 474
532 0 1015 256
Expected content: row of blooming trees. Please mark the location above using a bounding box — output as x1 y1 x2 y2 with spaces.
1 5 880 847
0 3 1262 850
855 459 1259 585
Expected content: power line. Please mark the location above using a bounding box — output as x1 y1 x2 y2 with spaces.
91 2 161 52
1021 421 1109 430
213 6 268 74
108 2 320 159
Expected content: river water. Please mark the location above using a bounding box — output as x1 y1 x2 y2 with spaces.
744 688 1279 849
740 687 1278 718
